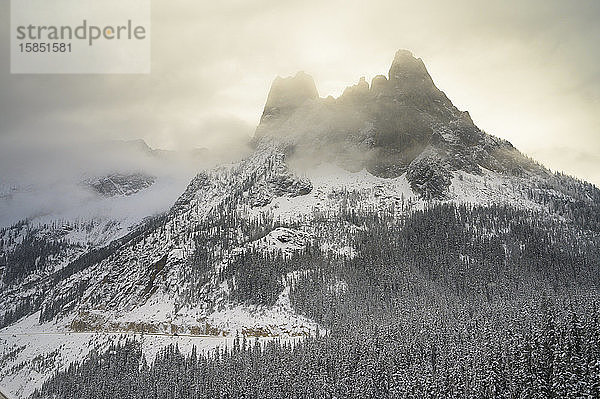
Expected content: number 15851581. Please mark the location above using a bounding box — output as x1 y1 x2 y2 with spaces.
19 43 72 53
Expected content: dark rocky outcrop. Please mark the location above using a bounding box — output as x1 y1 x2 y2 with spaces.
248 161 312 208
87 173 155 197
406 151 452 199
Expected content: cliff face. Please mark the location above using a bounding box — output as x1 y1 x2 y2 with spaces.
254 50 537 197
258 71 320 128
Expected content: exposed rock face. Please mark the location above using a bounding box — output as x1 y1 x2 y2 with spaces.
87 173 155 197
248 155 312 207
387 49 451 110
258 71 319 129
253 49 538 198
407 150 452 199
370 74 388 96
341 76 370 100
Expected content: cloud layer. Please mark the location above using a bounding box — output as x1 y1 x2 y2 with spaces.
0 0 598 184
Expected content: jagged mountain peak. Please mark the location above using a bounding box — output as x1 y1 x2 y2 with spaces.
253 49 537 193
391 48 416 61
339 76 370 101
387 49 451 108
260 71 319 123
388 49 427 76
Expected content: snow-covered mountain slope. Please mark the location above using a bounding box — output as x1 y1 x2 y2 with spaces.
1 50 600 397
0 139 214 342
2 139 598 397
0 141 323 397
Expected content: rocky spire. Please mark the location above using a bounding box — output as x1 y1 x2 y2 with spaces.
260 71 318 124
388 50 429 79
387 49 450 108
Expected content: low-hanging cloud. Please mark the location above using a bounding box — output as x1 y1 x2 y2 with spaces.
0 0 598 186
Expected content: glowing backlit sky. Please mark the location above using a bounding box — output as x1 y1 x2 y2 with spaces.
1 0 599 184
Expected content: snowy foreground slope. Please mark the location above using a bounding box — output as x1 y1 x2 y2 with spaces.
1 141 595 397
1 50 600 398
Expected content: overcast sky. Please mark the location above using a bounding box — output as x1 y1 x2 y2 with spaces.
1 0 599 184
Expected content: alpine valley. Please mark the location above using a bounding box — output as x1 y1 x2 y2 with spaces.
2 51 600 399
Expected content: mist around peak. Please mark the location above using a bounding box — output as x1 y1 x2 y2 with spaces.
252 50 540 199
